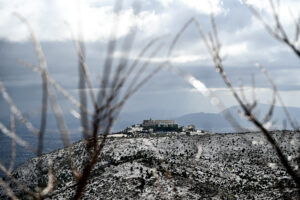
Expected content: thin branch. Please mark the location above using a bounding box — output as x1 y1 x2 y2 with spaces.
77 40 90 139
40 159 55 197
66 23 98 109
13 14 49 157
251 73 257 110
47 85 80 179
37 68 48 157
97 0 123 109
258 64 298 130
8 114 16 173
126 43 165 94
17 60 92 116
188 16 300 188
0 81 39 136
243 0 300 58
74 57 166 200
239 81 249 107
289 8 300 44
0 122 36 153
105 36 166 111
262 88 276 125
168 18 246 132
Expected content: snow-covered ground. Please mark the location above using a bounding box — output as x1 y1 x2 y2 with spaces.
0 131 299 199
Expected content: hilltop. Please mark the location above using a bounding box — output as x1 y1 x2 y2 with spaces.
0 131 299 199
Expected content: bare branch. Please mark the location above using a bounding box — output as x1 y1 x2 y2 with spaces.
187 15 300 188
262 88 276 125
239 81 249 107
0 122 36 153
243 0 300 58
17 60 92 116
40 159 55 197
47 85 80 179
168 18 246 132
97 1 123 109
126 43 165 94
66 23 97 110
8 114 16 174
0 81 39 136
250 73 257 110
287 8 300 44
257 64 298 130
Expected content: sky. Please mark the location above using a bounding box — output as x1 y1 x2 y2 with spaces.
1 0 300 122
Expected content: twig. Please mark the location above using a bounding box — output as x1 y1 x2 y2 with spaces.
17 60 92 116
168 18 246 132
243 0 300 58
14 14 49 158
0 81 39 136
40 159 55 197
0 122 36 153
257 64 298 130
66 23 98 109
189 15 300 188
8 114 16 173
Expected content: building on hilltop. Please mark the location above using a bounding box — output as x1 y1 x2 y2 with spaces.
142 118 179 131
122 118 200 134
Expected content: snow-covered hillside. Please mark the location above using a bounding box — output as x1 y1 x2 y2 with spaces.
0 131 299 199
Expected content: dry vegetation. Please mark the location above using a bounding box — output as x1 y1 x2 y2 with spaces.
0 0 299 199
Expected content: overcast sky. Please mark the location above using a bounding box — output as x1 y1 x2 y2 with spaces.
1 0 300 121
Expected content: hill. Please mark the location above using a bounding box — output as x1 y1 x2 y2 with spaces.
0 131 299 199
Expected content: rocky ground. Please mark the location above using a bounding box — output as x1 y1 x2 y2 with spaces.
0 131 299 199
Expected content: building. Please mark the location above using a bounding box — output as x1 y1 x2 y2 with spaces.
142 118 179 131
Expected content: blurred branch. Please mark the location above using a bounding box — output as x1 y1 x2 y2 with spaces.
257 64 298 130
0 122 36 153
14 13 49 158
17 60 92 116
74 41 166 200
66 23 98 110
40 159 55 197
96 1 123 110
8 114 16 174
168 18 246 133
0 81 39 136
16 13 82 181
47 84 80 179
243 0 300 58
184 14 300 188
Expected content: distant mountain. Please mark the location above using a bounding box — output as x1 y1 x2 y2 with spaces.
175 112 234 132
175 104 300 132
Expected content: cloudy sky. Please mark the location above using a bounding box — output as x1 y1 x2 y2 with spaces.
1 0 300 121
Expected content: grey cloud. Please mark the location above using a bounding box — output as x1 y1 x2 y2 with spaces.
1 0 300 123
